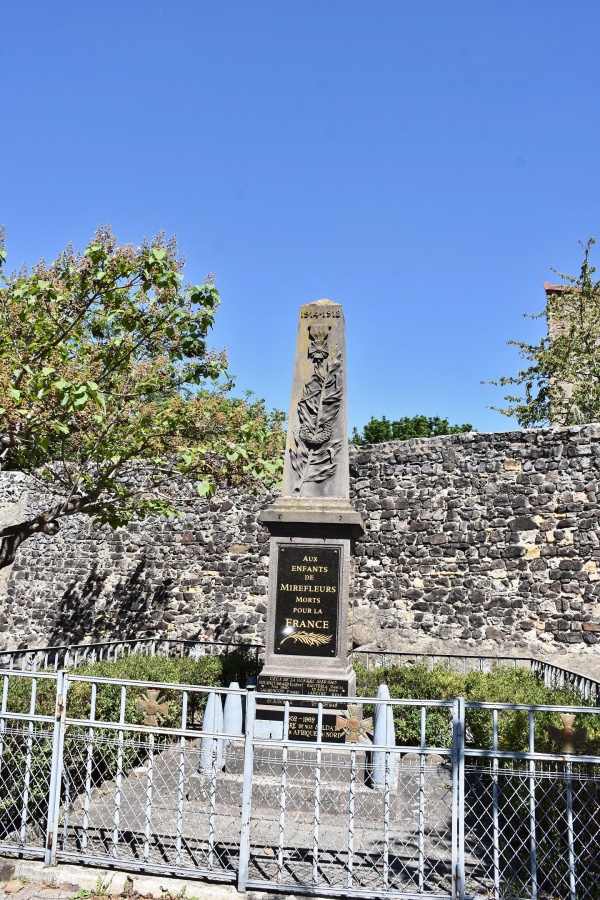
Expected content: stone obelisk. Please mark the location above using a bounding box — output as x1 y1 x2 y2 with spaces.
257 299 364 742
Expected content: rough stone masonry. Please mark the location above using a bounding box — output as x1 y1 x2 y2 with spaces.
2 424 600 665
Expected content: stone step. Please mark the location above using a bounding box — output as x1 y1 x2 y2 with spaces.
187 771 403 817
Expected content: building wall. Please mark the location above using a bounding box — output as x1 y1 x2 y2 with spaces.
2 424 600 653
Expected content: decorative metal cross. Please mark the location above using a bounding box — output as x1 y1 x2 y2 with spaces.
335 704 373 744
548 713 587 754
136 689 170 726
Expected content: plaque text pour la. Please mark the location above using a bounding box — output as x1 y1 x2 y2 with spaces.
274 545 339 657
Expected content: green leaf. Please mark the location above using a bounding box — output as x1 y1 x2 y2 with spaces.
196 480 214 498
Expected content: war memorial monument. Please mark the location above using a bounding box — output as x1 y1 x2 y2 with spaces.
257 298 365 741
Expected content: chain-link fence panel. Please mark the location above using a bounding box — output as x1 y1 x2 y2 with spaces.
463 701 600 900
55 677 247 882
464 760 600 900
0 670 61 859
243 697 457 898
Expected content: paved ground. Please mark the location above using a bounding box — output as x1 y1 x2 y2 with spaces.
0 857 316 900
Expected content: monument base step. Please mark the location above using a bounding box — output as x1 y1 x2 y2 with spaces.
188 769 397 816
224 742 369 782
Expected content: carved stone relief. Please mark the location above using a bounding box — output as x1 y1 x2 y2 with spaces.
289 324 343 493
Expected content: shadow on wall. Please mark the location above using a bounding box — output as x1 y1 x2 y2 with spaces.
46 557 171 647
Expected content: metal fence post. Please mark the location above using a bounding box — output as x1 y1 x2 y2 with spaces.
45 670 67 865
528 709 538 900
451 696 465 900
564 759 576 900
237 687 256 892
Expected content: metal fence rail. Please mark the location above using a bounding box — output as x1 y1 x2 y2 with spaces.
0 667 599 898
351 650 533 674
529 658 600 704
0 638 264 673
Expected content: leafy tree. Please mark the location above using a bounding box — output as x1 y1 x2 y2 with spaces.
351 414 473 445
172 388 285 486
0 226 284 569
488 238 600 427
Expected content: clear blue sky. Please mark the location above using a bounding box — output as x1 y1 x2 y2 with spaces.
3 1 600 434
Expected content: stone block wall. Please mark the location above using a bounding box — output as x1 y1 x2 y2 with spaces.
350 425 600 652
2 424 600 656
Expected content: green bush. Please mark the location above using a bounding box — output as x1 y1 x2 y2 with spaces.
5 674 58 718
356 662 464 747
67 655 225 729
355 662 600 752
4 651 261 725
0 727 54 836
463 667 600 754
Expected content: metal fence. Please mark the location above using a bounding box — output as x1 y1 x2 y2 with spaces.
460 699 600 900
2 638 599 704
0 666 599 898
0 637 264 673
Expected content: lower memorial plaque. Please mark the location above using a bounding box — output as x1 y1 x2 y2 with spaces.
274 545 339 657
255 708 345 743
257 674 348 708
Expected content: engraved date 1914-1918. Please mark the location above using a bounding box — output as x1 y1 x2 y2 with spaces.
301 308 341 319
289 324 342 493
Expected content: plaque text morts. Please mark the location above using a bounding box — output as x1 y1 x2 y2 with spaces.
274 545 339 656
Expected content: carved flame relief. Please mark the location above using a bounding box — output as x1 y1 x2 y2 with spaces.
289 325 342 493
